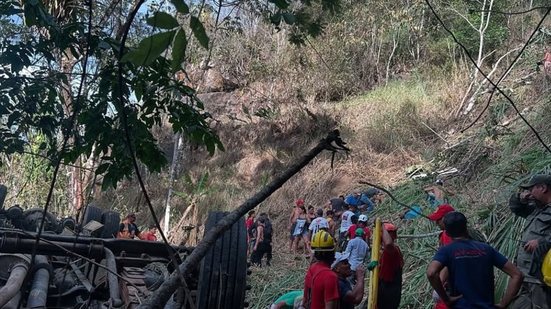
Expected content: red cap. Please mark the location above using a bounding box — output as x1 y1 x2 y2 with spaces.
428 204 455 221
383 222 397 231
295 199 305 207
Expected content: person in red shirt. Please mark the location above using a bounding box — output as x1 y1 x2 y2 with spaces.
427 204 455 309
348 214 371 242
377 222 404 309
246 210 255 231
139 225 157 241
246 210 256 256
302 230 339 309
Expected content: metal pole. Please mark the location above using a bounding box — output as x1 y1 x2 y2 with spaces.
367 218 381 309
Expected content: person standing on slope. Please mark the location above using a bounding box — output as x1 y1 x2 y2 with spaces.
331 252 366 309
427 204 455 309
377 222 404 309
509 174 551 308
345 228 369 273
427 212 523 309
302 230 339 309
309 208 329 239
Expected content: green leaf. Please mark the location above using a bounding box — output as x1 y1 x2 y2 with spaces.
146 12 179 29
122 31 176 66
268 0 289 9
170 0 189 14
282 13 295 25
171 29 187 71
190 16 209 49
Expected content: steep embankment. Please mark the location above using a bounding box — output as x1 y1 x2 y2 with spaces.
242 70 551 308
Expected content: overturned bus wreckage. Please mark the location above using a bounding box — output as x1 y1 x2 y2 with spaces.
0 185 249 308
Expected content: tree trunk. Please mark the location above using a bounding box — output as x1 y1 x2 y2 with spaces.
137 130 348 308
163 133 182 233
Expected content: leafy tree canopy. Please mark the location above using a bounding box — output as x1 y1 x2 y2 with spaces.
0 0 340 190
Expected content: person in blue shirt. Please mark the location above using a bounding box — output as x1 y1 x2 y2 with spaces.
345 228 369 271
401 204 422 220
426 212 523 309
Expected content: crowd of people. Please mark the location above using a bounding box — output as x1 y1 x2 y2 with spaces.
266 174 551 309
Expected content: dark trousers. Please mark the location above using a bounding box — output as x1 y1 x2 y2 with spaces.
510 282 551 309
251 241 272 266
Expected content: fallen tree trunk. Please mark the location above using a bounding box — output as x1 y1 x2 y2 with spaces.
138 130 349 308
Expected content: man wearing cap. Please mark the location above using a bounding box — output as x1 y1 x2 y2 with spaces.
302 230 339 309
429 204 456 247
427 212 523 309
345 228 369 272
378 222 404 309
331 252 366 309
509 174 551 308
427 204 455 309
348 214 371 241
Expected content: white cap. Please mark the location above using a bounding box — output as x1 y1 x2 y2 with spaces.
331 252 350 269
358 214 368 222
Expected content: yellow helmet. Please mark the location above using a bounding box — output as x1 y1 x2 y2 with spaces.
542 249 551 287
311 230 335 252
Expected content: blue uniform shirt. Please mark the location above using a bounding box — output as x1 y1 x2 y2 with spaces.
433 239 508 309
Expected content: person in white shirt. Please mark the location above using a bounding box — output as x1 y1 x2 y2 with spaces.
340 205 354 237
309 208 329 239
338 204 355 250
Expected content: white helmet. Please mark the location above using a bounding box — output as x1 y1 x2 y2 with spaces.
358 214 368 222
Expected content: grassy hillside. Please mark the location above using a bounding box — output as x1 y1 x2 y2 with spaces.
243 71 551 307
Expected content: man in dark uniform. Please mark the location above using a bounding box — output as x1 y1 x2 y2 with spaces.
509 174 551 308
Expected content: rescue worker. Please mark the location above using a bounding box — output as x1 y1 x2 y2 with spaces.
427 212 523 308
427 204 455 309
378 222 403 309
302 230 339 309
331 252 366 309
348 214 370 241
509 174 551 308
345 228 368 272
309 208 329 239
